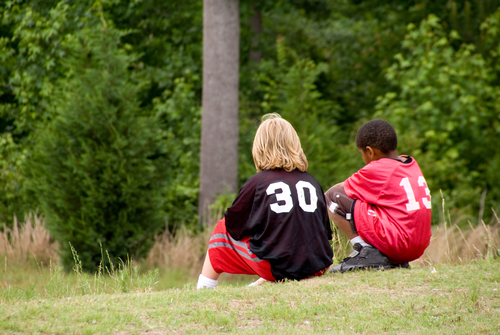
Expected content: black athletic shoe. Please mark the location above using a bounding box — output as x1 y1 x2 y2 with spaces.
386 262 411 269
329 243 393 273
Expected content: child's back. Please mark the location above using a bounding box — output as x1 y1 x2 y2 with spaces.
344 155 431 263
226 168 332 280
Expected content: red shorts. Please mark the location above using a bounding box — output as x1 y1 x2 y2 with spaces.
208 218 276 281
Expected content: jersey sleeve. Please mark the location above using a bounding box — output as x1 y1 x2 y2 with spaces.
344 161 390 204
224 175 259 240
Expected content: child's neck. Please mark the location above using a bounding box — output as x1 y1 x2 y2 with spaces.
382 151 403 161
370 149 404 163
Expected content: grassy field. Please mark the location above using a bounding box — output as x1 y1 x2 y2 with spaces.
1 261 499 334
1 214 500 334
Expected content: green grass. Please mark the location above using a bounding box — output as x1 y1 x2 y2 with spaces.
0 256 255 298
1 261 499 334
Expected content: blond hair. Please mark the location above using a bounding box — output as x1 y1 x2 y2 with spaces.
252 113 308 172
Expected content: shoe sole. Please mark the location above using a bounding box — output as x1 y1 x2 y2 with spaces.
329 263 410 273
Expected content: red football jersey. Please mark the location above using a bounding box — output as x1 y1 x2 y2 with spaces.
344 156 432 263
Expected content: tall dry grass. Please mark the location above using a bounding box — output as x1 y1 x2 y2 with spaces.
0 214 58 264
413 196 500 265
145 227 212 275
414 220 500 266
1 211 499 271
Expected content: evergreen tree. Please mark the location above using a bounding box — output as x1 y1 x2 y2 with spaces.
25 24 169 271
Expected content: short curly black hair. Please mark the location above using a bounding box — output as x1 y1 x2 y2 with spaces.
355 119 397 154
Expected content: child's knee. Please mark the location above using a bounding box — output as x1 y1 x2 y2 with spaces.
325 187 352 217
324 185 357 234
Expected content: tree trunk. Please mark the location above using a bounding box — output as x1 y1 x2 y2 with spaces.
199 0 240 226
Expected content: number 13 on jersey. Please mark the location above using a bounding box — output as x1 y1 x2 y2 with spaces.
399 176 431 211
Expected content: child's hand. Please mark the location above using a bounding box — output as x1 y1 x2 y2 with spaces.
248 277 268 287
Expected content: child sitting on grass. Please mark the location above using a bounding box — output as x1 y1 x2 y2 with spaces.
325 119 432 272
197 113 333 289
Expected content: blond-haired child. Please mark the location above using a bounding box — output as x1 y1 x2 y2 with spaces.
197 113 333 289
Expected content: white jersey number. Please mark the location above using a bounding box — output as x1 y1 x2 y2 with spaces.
418 176 432 209
266 182 293 213
266 181 318 214
296 181 318 212
399 176 432 211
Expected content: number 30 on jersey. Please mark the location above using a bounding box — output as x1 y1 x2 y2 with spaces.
266 181 318 214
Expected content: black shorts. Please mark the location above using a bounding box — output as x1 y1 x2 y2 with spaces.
324 185 357 234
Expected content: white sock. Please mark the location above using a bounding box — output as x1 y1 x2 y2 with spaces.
197 274 218 289
350 236 372 248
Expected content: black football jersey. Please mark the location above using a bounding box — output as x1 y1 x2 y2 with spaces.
225 168 333 280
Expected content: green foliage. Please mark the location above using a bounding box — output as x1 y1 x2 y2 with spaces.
237 1 500 218
153 76 201 228
209 192 237 224
2 0 500 235
25 22 169 271
0 1 76 221
376 13 500 215
0 134 26 219
239 36 362 189
0 1 72 131
255 1 408 125
0 0 203 226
